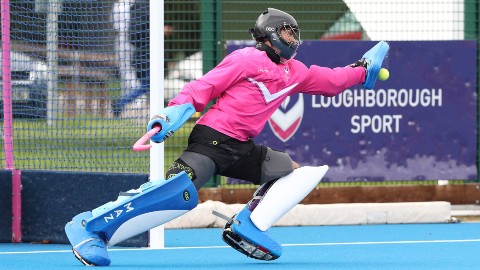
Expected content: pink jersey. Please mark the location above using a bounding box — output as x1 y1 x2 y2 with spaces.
169 46 365 141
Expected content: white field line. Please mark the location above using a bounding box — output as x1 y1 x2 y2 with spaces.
1 239 480 255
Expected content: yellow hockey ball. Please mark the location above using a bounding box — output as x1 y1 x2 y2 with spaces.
378 68 389 81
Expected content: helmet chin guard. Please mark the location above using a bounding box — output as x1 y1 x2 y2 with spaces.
250 8 301 62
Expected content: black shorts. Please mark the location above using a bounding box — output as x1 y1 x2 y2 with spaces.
185 125 267 184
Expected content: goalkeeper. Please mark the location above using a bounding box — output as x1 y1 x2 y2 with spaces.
65 7 388 266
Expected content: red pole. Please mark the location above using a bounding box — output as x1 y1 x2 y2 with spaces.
11 170 21 242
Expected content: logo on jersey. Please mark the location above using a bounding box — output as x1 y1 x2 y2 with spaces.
247 77 298 104
268 94 304 142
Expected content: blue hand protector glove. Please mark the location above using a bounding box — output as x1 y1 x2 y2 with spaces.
146 103 196 143
349 41 390 90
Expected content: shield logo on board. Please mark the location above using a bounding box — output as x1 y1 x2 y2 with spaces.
268 94 304 142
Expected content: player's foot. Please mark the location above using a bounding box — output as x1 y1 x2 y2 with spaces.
215 207 282 260
362 41 390 89
65 211 111 266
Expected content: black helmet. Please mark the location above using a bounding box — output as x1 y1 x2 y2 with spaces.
250 8 301 61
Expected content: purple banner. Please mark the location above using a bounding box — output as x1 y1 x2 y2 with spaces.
227 41 477 182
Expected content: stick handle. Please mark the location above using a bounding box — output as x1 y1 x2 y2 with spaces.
132 126 161 152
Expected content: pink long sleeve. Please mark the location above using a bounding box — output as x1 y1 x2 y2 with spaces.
168 47 365 141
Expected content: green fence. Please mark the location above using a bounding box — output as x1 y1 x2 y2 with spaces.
169 0 479 187
1 0 478 186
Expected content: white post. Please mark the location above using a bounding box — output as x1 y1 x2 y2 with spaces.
46 0 61 125
149 0 165 249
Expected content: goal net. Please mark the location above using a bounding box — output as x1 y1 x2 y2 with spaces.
2 0 155 173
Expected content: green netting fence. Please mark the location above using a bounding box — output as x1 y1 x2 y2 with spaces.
1 0 478 187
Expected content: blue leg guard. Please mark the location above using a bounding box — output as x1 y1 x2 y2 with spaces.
221 206 282 261
64 171 198 266
362 41 390 90
86 171 198 245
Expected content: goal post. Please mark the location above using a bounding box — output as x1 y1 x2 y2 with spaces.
148 0 165 249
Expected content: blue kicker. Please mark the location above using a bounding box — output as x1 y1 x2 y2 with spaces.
362 41 390 90
65 211 111 266
231 206 283 258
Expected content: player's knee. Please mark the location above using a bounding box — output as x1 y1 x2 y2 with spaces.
166 158 197 181
292 160 299 169
260 148 295 184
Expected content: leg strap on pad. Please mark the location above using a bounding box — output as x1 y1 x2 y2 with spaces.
214 206 282 260
85 171 198 246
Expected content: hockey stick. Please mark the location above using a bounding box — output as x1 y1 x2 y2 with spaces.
132 126 161 152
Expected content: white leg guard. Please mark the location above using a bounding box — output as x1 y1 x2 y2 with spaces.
250 166 329 231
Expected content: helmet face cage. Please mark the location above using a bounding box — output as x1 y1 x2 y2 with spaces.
276 24 300 53
276 24 301 47
269 23 300 61
251 8 301 62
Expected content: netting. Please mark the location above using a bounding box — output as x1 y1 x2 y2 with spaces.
1 0 477 181
1 0 149 172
